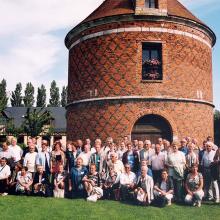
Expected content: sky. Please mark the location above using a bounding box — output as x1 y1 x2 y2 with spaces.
0 0 219 109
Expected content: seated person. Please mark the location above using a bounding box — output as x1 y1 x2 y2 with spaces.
53 164 67 198
8 163 22 195
154 169 174 206
185 163 204 207
16 166 33 195
103 166 120 200
119 163 137 201
69 157 88 198
83 164 103 202
33 165 51 197
0 157 11 196
135 166 154 205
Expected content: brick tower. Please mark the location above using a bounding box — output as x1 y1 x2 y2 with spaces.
65 0 216 144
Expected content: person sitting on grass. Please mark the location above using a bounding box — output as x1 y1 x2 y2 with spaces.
185 163 204 207
83 164 103 202
154 169 174 207
16 166 33 195
119 163 137 201
8 163 22 195
0 157 11 196
33 165 51 197
53 164 67 198
135 165 154 205
69 157 88 198
103 165 120 200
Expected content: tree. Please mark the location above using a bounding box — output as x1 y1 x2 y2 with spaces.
36 85 46 107
23 82 35 107
10 83 23 107
22 107 52 137
0 79 8 112
5 120 24 138
61 86 68 107
214 110 220 146
48 80 60 107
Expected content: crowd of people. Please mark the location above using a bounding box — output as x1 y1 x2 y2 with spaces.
0 135 220 208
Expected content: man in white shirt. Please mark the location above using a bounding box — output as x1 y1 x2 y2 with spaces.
107 152 124 175
151 144 165 183
202 142 219 203
0 142 13 160
9 137 23 163
119 163 136 201
0 157 11 196
23 145 38 176
77 144 92 167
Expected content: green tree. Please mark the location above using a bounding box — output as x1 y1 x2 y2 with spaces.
22 107 52 137
61 86 68 107
23 82 35 107
36 85 46 107
0 79 8 112
5 120 24 137
214 110 220 146
48 80 60 107
10 83 23 107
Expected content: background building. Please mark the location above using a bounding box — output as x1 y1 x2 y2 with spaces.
0 107 66 146
65 0 216 144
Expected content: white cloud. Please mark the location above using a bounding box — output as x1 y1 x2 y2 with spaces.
0 0 104 103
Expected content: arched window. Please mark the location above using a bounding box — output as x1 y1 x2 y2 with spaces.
145 0 158 8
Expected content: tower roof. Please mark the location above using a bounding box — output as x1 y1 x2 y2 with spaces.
82 0 204 25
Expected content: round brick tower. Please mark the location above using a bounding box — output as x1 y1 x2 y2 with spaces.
65 0 216 144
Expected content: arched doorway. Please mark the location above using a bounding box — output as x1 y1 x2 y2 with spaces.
131 114 172 143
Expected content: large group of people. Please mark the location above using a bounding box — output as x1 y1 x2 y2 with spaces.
0 135 220 208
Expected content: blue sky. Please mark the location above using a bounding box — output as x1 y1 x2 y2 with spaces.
0 0 219 109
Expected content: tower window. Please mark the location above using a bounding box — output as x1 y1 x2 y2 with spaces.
142 43 162 80
145 0 158 8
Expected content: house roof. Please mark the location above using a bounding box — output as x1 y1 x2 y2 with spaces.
3 107 66 133
82 0 204 25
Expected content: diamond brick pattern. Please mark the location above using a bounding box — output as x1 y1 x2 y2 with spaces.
67 21 214 145
67 101 213 145
68 27 212 103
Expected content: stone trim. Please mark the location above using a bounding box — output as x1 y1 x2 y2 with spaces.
69 26 211 50
66 96 214 108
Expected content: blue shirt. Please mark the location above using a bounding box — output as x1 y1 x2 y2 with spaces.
70 166 88 191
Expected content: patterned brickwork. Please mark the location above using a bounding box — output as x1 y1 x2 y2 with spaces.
67 101 213 145
67 11 214 144
68 27 212 103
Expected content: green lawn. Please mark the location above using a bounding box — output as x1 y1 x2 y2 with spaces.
0 196 219 220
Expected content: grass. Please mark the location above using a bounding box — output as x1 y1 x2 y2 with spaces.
0 196 219 220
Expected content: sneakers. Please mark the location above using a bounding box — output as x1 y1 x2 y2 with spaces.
1 193 8 196
215 199 220 204
167 200 172 206
197 201 201 207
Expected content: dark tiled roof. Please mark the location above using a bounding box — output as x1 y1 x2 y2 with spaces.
3 107 66 133
82 0 204 25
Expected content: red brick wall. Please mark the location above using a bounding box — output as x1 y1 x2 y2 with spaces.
67 101 214 145
67 20 214 144
68 24 212 102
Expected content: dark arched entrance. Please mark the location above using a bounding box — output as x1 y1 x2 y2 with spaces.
131 114 172 143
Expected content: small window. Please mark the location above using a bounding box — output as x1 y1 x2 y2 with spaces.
142 43 162 80
145 0 158 8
